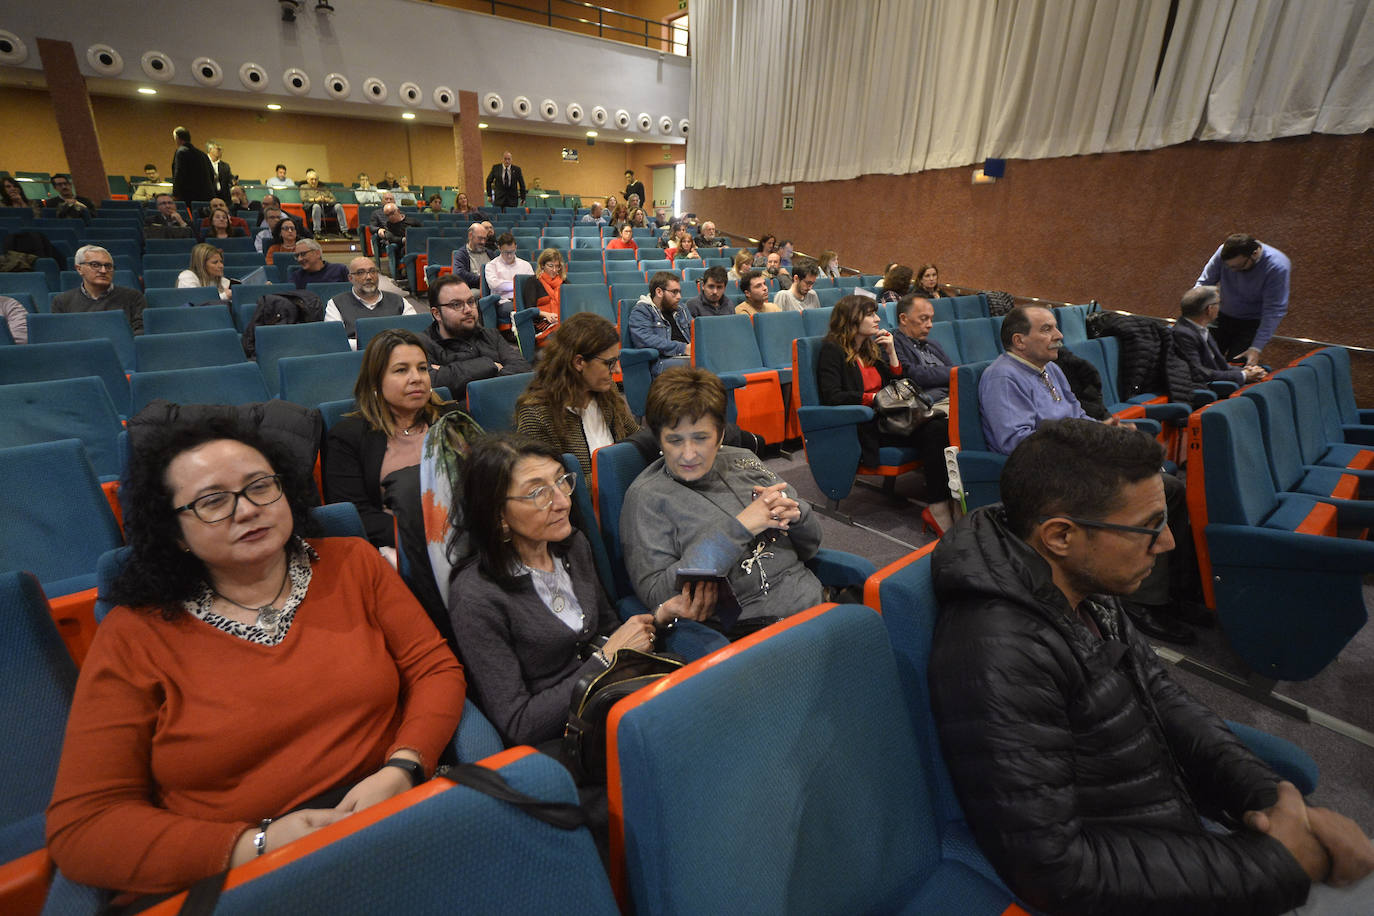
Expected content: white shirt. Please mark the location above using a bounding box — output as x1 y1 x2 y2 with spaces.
484 255 533 302
573 400 614 455
176 270 232 300
265 176 295 189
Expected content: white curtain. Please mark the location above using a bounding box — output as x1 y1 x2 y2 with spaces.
687 0 1374 189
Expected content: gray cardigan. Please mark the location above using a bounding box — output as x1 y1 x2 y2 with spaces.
448 531 618 747
621 445 823 622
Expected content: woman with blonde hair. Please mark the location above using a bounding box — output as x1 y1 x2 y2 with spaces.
176 242 232 300
817 295 955 531
514 313 638 478
727 250 753 282
817 250 841 280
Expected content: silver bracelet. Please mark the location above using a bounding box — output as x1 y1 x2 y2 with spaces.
593 648 611 668
254 818 272 857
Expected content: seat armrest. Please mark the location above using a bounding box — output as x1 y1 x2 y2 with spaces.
1120 417 1162 436
806 548 876 588
797 404 872 433
1141 402 1192 425
1207 523 1374 569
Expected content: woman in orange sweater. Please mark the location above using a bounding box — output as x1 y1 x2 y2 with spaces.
46 417 465 900
520 248 567 347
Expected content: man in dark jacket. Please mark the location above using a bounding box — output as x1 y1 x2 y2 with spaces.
171 126 217 204
929 418 1374 916
422 275 529 398
1174 285 1266 388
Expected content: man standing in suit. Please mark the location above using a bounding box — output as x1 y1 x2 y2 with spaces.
206 141 234 200
486 151 525 209
1173 286 1265 388
171 126 217 204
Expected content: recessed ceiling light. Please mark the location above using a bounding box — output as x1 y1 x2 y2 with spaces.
623 138 634 143
137 87 157 95
401 111 416 120
267 103 282 110
585 130 598 137
477 122 488 129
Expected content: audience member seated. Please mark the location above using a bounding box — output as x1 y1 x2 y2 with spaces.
515 313 639 478
696 220 727 249
131 164 172 202
622 367 822 636
484 232 533 326
873 263 899 290
44 173 94 221
326 256 415 345
50 244 147 334
667 232 702 264
376 171 398 190
628 207 650 229
929 418 1374 916
735 269 780 316
684 265 734 318
177 242 233 301
449 435 679 751
877 264 913 304
818 295 954 531
891 294 955 402
422 194 443 214
203 207 248 239
353 173 382 206
519 248 567 345
727 250 753 282
254 207 285 253
265 163 295 190
145 192 194 236
288 239 349 288
580 202 607 225
775 241 794 273
450 191 487 222
325 329 472 560
751 234 778 268
915 262 950 298
1 293 28 344
629 271 692 376
603 195 620 221
229 184 258 216
451 222 491 288
773 259 821 311
979 306 1200 643
1173 285 1265 387
374 203 421 266
45 416 465 900
761 251 791 287
299 169 350 237
605 223 639 253
1 175 41 216
817 249 841 280
265 216 304 266
422 275 530 399
258 193 283 224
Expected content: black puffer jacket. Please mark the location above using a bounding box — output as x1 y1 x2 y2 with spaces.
928 506 1310 916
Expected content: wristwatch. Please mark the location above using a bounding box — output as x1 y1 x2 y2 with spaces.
383 757 425 788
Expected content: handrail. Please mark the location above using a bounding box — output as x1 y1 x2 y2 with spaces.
457 0 688 52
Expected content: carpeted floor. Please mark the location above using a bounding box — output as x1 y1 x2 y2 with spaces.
765 448 1374 831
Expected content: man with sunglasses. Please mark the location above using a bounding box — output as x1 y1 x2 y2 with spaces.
1195 233 1290 367
981 306 1198 643
50 244 147 334
422 275 529 398
929 418 1374 916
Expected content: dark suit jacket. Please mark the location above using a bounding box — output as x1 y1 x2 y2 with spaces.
212 160 234 200
323 416 396 548
486 163 526 208
1172 319 1244 385
172 144 217 203
625 180 646 205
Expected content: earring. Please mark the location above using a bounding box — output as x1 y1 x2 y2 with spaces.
500 523 512 543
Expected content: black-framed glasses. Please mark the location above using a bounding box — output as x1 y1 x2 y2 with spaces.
441 295 481 311
176 475 284 523
79 261 115 272
1039 507 1169 549
349 267 379 277
583 354 619 370
506 473 576 511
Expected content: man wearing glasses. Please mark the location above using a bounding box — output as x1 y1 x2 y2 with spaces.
422 275 529 398
980 306 1198 643
930 418 1374 916
50 245 147 334
1195 233 1290 367
324 256 414 346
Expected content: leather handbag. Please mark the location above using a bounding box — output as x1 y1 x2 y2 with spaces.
563 647 683 784
872 377 935 436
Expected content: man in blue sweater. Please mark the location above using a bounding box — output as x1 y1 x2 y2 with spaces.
1195 233 1290 367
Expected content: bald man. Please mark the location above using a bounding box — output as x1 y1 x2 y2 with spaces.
485 151 525 208
324 256 414 346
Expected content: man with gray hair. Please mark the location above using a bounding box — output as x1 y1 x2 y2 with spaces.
325 256 414 346
206 140 234 200
49 245 147 334
1173 286 1265 388
287 239 349 289
451 222 492 288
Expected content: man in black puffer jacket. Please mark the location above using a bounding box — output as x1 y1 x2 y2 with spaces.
929 419 1373 916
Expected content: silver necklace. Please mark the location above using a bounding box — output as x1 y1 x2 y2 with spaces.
211 566 290 638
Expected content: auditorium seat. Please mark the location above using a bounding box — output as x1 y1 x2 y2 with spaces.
354 313 433 351
145 286 221 310
464 371 534 433
142 304 236 335
277 351 367 408
0 377 124 481
27 311 136 372
800 306 833 337
253 322 351 397
947 359 1006 511
129 363 271 414
0 339 131 417
558 283 615 323
134 328 248 372
692 314 785 444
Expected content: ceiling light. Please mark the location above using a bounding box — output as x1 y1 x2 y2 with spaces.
586 130 598 138
477 122 488 129
267 103 282 110
137 87 157 95
402 111 416 120
624 138 634 143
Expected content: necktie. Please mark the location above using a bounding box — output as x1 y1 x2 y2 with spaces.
1039 369 1062 402
504 167 510 187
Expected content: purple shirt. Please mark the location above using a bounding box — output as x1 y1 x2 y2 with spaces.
1195 242 1290 351
979 353 1087 455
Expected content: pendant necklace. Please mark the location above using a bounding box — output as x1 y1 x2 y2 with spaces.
211 564 291 638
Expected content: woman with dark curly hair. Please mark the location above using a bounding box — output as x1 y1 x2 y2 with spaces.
46 415 464 899
877 264 914 304
264 215 302 265
514 313 638 478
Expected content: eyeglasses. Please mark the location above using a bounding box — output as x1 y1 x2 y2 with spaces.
506 472 576 511
79 261 115 272
349 268 380 277
175 474 284 523
583 354 619 370
440 296 481 311
1038 507 1169 549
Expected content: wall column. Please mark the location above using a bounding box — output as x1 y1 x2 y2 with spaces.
36 38 110 203
454 92 486 207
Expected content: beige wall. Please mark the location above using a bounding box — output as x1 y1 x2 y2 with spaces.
478 129 635 203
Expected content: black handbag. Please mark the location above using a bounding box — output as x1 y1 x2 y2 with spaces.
563 648 683 784
872 377 935 436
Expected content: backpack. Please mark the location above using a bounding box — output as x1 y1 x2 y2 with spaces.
241 289 325 358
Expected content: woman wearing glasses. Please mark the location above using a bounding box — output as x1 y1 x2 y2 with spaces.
514 313 638 479
46 416 464 899
519 248 567 347
449 434 706 750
